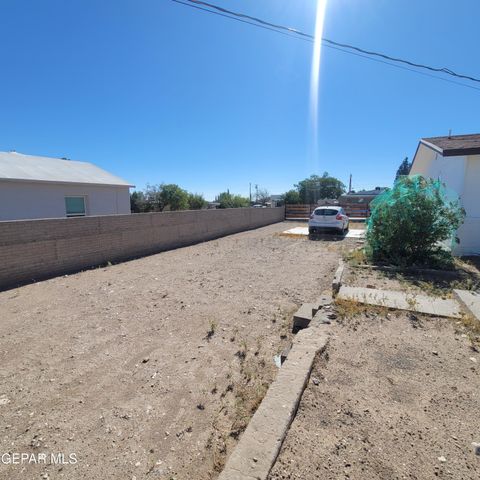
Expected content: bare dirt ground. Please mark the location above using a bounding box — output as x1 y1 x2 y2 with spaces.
269 310 480 480
0 222 354 480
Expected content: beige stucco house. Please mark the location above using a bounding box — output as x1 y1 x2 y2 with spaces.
410 133 480 255
0 151 134 221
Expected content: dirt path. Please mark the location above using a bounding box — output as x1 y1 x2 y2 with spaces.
269 311 480 480
0 222 351 480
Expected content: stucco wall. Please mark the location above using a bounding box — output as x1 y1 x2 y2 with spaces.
0 207 285 289
0 181 131 221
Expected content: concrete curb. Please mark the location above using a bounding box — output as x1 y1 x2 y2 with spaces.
218 322 330 480
292 294 332 331
332 260 345 296
453 289 480 323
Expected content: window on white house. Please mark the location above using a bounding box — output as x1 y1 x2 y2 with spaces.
65 196 86 217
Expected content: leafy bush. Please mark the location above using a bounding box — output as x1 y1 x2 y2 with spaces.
282 189 301 205
366 175 465 267
216 191 249 208
187 193 207 210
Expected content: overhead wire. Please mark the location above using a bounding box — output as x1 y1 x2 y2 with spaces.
170 0 480 91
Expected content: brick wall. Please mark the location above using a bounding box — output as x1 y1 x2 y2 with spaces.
0 207 285 290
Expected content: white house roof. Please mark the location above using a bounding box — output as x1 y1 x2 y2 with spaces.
0 151 134 187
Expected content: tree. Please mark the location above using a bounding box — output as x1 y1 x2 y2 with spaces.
217 191 249 208
295 173 346 203
256 188 270 205
130 191 148 213
366 175 465 267
282 189 301 205
159 184 189 211
395 157 412 180
144 183 189 211
188 193 207 210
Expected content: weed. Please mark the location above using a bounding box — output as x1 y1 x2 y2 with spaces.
335 298 389 319
344 247 368 266
206 320 217 340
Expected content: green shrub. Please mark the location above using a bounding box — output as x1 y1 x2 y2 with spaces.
365 175 465 267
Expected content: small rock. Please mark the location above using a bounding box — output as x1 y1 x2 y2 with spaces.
312 377 320 386
253 457 258 463
469 357 477 363
432 351 439 356
472 442 480 456
438 456 447 463
142 357 150 364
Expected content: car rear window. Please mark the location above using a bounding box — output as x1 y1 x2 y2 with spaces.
314 209 338 216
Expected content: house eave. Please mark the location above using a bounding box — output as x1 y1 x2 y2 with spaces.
0 177 135 188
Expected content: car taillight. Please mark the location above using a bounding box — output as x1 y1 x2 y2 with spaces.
336 213 342 220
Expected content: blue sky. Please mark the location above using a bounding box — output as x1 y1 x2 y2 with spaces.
1 0 479 200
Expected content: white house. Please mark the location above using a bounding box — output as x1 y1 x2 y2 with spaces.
409 133 480 255
0 151 134 221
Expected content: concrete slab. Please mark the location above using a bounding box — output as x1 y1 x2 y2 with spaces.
292 303 316 331
312 293 333 312
337 286 463 319
218 324 330 480
454 289 480 322
280 227 365 239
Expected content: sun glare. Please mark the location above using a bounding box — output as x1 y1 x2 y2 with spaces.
309 0 328 170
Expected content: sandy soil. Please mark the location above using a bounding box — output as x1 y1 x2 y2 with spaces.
269 311 480 480
0 222 353 480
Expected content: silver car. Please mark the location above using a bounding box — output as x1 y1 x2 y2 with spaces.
308 206 349 234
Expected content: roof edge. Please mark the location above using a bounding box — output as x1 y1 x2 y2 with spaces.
0 177 135 188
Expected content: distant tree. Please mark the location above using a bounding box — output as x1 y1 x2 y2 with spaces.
282 189 301 205
395 157 412 180
144 183 189 211
217 191 249 208
159 184 189 211
130 191 148 213
256 188 270 205
295 173 345 203
188 193 207 210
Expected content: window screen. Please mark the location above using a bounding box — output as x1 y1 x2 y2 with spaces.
65 197 86 217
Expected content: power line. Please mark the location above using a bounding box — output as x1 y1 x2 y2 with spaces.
171 0 311 41
172 0 480 87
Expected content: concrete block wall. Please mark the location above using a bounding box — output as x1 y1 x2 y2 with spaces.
0 207 285 289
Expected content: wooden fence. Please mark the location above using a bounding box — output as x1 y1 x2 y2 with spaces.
285 202 370 220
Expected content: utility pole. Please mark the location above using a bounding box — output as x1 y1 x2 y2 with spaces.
349 174 352 193
249 183 252 205
255 184 258 203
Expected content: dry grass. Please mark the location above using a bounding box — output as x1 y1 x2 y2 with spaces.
334 297 390 319
343 247 368 267
457 313 480 349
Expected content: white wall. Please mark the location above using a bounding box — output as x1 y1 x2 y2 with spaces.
410 144 467 195
455 154 480 255
0 181 131 221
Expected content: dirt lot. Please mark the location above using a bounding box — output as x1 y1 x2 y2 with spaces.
0 222 353 480
269 310 480 480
